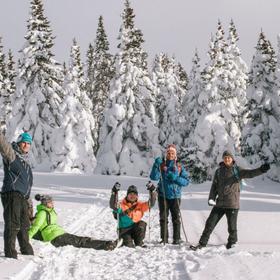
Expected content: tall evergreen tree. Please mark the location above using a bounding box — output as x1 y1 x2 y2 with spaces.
7 0 64 168
6 50 16 96
86 16 115 154
152 53 183 148
180 50 206 182
241 31 278 171
0 37 7 131
69 38 85 93
227 19 248 137
1 49 16 132
51 40 96 173
175 62 188 105
95 0 160 176
192 21 247 179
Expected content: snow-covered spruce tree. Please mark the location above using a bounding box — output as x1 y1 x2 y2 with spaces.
268 35 280 182
152 53 183 149
227 19 248 135
241 31 279 179
0 37 7 131
85 43 94 97
6 50 16 97
192 21 248 179
51 39 96 173
0 49 17 133
86 16 115 154
95 0 160 176
180 49 206 182
7 0 64 169
175 62 188 105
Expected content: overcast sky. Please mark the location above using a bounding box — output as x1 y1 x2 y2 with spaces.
0 0 280 71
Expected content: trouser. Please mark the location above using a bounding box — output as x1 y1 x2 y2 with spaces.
158 196 181 242
51 233 114 250
199 207 239 246
119 221 147 248
1 192 34 259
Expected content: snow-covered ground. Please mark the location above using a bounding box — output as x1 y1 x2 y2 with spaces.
0 171 280 280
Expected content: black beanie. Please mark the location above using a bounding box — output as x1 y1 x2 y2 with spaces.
127 185 138 195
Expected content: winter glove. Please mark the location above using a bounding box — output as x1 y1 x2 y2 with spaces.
112 182 121 193
260 163 270 173
208 199 216 206
154 157 163 168
146 181 156 192
167 171 178 182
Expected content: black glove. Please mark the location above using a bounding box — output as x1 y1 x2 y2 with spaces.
112 182 121 193
260 163 270 173
146 181 156 192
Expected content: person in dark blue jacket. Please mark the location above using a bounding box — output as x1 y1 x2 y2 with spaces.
0 131 34 259
150 144 189 244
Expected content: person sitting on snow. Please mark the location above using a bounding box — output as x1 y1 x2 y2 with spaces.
109 183 157 248
190 150 270 251
150 144 189 245
29 194 122 251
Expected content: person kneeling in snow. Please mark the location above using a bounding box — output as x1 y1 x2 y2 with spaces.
29 194 121 251
110 184 157 248
190 150 270 251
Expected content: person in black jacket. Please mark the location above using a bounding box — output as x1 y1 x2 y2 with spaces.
0 131 34 259
190 150 270 251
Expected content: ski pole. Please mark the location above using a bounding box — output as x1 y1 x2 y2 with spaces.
146 181 156 247
173 189 188 244
113 182 121 240
159 160 168 245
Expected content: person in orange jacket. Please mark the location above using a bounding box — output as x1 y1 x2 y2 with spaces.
110 184 157 248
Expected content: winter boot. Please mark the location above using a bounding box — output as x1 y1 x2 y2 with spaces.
172 223 181 245
172 239 183 245
105 238 123 251
226 242 236 249
190 243 206 251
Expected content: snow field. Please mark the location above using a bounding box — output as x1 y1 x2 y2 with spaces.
0 173 280 279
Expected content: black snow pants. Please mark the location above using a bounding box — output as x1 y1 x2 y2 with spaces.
51 233 115 251
1 192 34 259
119 220 147 248
158 195 181 243
199 207 239 246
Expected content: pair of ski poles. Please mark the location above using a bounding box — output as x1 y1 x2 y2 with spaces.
113 182 155 244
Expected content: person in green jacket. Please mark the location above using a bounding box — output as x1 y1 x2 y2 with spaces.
29 194 122 251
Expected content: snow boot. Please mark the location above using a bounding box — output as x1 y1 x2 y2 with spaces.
106 238 123 250
172 239 182 245
226 242 236 249
190 243 205 251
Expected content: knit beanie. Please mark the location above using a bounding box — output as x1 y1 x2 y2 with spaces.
222 150 234 159
127 185 138 195
17 132 32 144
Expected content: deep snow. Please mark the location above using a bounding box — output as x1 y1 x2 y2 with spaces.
0 171 280 280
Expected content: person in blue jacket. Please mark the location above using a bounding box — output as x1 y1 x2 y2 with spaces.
150 144 189 244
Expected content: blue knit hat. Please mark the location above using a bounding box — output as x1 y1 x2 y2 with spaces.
17 132 32 144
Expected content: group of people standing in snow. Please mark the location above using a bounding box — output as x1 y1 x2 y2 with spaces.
0 129 270 258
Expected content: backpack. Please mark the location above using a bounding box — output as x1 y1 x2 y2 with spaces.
232 165 244 190
32 209 51 241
